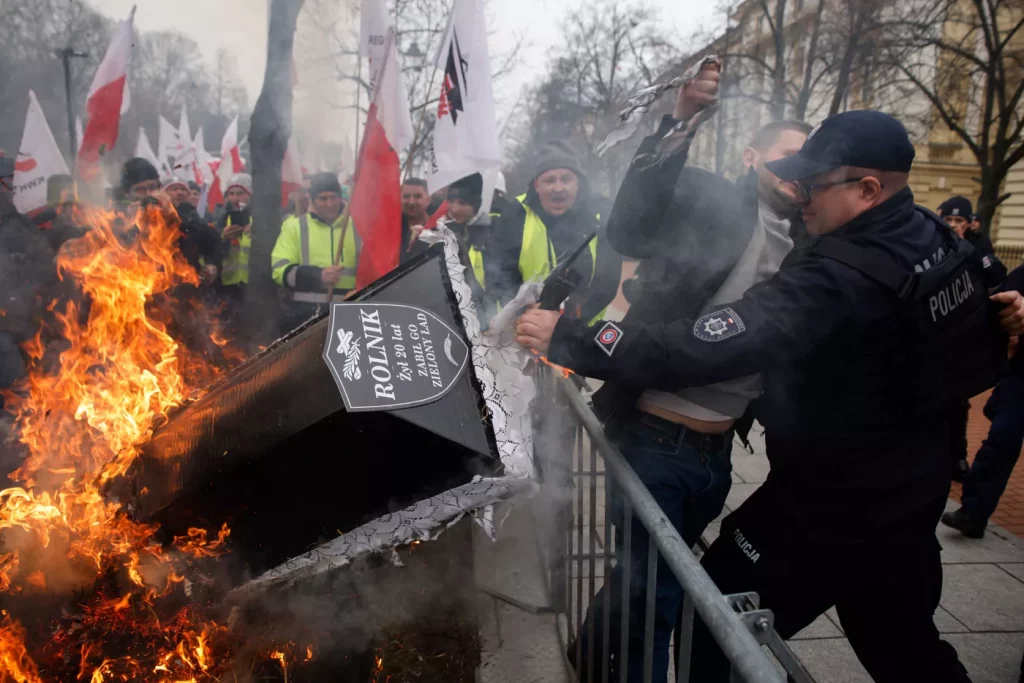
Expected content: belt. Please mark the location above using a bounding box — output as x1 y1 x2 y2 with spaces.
633 410 732 455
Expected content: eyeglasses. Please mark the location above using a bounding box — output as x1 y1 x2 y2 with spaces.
796 177 874 203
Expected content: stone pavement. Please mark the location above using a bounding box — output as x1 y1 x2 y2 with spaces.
715 427 1024 683
950 388 1024 539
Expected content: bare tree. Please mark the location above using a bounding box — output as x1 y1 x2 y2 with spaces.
881 0 1024 233
506 0 681 195
248 0 307 344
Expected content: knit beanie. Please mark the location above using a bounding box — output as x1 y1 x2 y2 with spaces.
224 172 253 197
120 157 161 193
532 140 584 182
447 173 483 213
309 172 343 198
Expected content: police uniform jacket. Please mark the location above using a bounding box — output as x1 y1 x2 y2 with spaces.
549 188 1006 536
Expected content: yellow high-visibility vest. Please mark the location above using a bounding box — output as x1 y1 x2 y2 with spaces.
271 213 359 302
515 194 604 323
220 215 250 286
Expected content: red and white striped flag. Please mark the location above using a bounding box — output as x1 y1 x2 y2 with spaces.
76 6 136 182
349 20 414 287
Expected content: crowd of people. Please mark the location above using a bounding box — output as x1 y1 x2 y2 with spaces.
3 58 1024 683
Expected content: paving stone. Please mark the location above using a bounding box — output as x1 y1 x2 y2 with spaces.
941 563 1024 631
474 503 550 612
937 522 1024 564
998 563 1024 584
792 614 843 640
944 633 1024 683
787 638 873 683
731 453 771 484
478 602 570 683
724 483 760 513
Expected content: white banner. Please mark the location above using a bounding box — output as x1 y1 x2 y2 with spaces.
13 90 70 214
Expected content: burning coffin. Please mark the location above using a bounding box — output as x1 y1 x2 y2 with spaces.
108 241 532 580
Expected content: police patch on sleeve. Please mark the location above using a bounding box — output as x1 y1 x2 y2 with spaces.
594 321 623 357
693 308 746 342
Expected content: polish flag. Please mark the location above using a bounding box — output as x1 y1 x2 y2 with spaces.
76 6 135 182
349 23 414 287
212 115 244 208
13 90 70 215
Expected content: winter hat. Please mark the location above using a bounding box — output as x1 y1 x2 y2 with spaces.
447 173 483 213
938 196 973 219
121 157 161 193
188 181 202 192
224 172 253 197
164 178 189 191
532 140 584 182
309 172 343 198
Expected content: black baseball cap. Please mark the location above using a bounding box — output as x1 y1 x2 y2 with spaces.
765 110 915 181
938 196 973 219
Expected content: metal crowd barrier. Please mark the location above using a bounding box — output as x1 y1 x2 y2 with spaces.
535 371 815 683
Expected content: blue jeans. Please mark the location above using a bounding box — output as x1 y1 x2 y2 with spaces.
577 411 733 682
961 370 1024 522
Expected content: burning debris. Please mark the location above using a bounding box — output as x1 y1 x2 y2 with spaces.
0 199 280 681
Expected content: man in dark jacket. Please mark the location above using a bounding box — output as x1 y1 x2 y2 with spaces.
516 62 809 682
486 140 622 324
517 110 1022 682
0 157 56 409
164 178 221 282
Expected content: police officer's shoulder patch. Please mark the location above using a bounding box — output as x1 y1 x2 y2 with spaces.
594 321 623 357
694 308 746 342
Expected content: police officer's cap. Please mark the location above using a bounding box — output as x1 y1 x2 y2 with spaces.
765 110 915 182
938 196 973 219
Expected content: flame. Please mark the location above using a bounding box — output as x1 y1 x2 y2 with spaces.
0 199 251 680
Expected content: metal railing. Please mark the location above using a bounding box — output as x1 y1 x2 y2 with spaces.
535 371 815 683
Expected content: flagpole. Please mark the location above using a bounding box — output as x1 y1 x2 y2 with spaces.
327 29 399 302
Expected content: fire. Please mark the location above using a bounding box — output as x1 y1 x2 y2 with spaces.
0 198 248 680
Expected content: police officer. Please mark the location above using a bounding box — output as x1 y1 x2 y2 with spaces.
271 172 359 335
487 140 622 324
937 196 1008 482
517 111 1021 682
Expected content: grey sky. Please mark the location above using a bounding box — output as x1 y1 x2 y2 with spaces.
90 0 720 107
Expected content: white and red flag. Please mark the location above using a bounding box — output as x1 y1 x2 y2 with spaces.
76 6 136 182
211 115 244 208
134 127 169 180
426 0 502 212
13 90 70 215
349 15 414 288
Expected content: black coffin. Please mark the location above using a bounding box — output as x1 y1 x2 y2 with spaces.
110 244 500 575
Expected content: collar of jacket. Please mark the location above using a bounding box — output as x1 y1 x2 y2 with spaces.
308 212 346 227
830 187 916 239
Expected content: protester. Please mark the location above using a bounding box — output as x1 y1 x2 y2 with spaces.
490 171 512 218
400 177 431 261
271 172 360 335
488 140 622 324
516 110 1024 682
437 173 492 314
188 181 202 208
553 60 810 681
164 178 221 282
218 173 253 295
0 156 56 409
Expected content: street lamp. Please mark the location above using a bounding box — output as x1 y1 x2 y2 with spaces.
57 47 89 164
